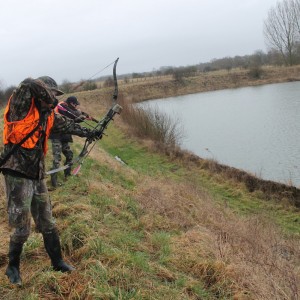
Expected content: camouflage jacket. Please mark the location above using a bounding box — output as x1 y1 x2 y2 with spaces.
49 101 86 143
0 78 91 180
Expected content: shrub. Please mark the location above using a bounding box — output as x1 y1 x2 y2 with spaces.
82 80 97 91
120 100 183 149
103 77 114 87
248 65 264 79
59 80 73 93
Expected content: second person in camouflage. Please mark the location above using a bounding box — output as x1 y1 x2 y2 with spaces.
49 96 93 187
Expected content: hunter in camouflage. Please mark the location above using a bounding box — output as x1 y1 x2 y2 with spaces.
0 76 99 286
49 95 93 186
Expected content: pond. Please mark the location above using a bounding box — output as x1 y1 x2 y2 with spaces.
140 81 300 187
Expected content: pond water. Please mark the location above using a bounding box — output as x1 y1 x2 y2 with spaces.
140 81 300 187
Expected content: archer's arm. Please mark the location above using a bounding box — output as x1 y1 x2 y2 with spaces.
81 111 98 122
51 113 92 138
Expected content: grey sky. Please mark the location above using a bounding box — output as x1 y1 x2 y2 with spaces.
0 0 278 87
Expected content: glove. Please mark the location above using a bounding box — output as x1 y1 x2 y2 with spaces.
82 112 97 122
94 130 102 140
87 130 102 141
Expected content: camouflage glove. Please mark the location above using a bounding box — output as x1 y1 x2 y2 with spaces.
75 127 93 138
87 130 102 141
94 130 102 140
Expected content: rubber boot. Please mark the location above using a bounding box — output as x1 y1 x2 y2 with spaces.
51 173 58 188
5 240 23 285
42 229 75 272
64 166 71 178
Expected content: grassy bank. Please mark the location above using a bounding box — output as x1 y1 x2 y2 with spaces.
0 66 299 299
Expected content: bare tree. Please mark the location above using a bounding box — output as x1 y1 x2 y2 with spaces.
290 0 300 35
264 0 300 65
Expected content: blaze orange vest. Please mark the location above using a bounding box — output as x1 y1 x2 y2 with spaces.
3 97 55 154
54 101 64 113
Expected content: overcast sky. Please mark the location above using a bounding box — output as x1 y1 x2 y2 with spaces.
0 0 278 87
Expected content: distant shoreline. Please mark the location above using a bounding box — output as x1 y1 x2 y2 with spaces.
120 65 300 103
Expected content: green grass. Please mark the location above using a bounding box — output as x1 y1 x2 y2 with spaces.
150 231 172 264
100 126 184 177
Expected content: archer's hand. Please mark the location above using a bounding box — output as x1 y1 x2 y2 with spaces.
82 112 91 119
94 130 102 140
87 130 102 141
82 111 97 122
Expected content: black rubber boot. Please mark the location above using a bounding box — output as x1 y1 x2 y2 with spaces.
64 167 71 178
51 173 58 188
5 240 23 286
42 229 75 272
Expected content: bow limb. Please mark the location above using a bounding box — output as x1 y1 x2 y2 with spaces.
46 138 91 175
112 57 119 105
76 58 119 154
71 57 121 174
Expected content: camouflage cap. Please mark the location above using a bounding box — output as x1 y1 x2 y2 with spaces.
66 96 80 106
36 76 64 96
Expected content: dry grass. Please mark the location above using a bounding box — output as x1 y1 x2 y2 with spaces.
135 178 300 299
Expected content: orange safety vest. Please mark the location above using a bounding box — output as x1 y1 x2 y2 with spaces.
54 101 64 113
3 97 55 154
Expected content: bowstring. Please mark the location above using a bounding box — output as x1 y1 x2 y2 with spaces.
87 59 117 81
57 58 117 102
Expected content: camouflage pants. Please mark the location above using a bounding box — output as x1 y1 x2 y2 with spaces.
4 174 56 244
51 139 73 176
